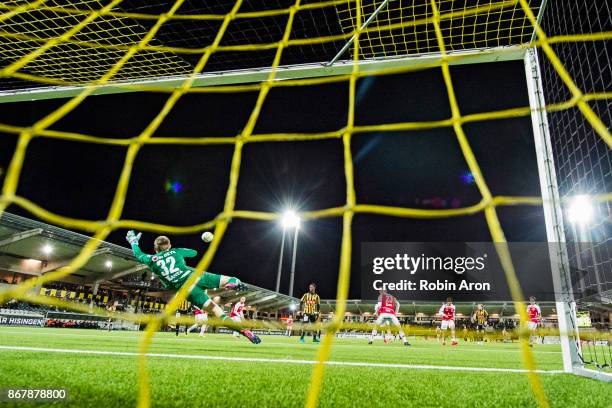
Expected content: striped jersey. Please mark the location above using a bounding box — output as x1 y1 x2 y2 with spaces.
474 309 488 325
300 292 320 314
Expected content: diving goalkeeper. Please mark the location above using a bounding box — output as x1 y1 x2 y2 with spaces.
126 230 261 344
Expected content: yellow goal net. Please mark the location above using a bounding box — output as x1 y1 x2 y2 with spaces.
0 1 611 407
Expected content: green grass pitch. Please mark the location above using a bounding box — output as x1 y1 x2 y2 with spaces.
0 327 609 407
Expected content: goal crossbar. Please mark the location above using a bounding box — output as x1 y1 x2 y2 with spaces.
0 45 525 104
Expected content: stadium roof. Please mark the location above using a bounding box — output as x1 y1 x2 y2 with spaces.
0 211 139 285
0 212 298 312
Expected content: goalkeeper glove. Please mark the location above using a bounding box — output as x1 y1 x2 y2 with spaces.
126 230 142 246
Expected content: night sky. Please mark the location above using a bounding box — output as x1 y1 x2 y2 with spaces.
0 60 547 298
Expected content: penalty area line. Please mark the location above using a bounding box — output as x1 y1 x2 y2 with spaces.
0 345 564 374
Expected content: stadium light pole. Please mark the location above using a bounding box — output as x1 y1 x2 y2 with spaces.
288 223 300 298
275 227 287 293
276 211 301 293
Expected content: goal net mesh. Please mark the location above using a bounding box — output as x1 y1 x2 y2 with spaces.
336 0 540 58
538 0 612 371
0 0 543 90
0 0 610 406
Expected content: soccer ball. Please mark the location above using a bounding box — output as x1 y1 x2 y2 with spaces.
201 231 214 243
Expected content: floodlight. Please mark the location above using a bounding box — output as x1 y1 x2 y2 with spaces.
567 195 594 225
281 210 301 229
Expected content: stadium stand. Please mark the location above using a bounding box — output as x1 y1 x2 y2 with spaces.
0 212 298 326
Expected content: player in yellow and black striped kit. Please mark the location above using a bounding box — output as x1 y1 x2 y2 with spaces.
298 283 320 343
472 304 489 344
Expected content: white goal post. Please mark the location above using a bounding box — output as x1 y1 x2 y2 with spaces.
0 45 525 104
524 47 611 383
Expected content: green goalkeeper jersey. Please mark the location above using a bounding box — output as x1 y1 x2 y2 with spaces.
131 243 197 289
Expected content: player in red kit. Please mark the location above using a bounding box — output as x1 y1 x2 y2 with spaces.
230 296 246 338
438 297 457 345
368 289 410 346
286 316 294 336
527 296 541 347
186 306 208 336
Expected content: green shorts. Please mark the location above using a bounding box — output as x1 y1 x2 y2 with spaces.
185 272 223 308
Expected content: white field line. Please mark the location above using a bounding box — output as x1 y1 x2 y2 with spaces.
0 345 565 374
0 329 563 354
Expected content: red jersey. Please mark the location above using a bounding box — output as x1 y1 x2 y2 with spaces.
377 294 397 315
527 304 541 323
287 317 293 326
230 302 244 318
194 308 205 316
438 303 455 321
